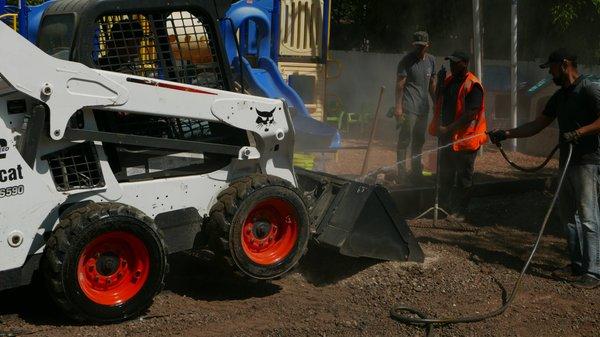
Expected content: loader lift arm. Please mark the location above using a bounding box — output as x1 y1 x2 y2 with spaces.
0 21 297 185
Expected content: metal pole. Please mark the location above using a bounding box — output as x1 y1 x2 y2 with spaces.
433 139 442 225
472 0 483 82
321 0 331 64
510 0 518 151
360 86 385 176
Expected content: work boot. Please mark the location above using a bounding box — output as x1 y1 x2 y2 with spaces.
551 264 584 281
571 274 600 289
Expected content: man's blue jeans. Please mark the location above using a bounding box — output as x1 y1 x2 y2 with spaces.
558 164 600 279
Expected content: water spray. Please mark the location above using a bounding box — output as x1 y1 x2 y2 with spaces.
361 133 487 180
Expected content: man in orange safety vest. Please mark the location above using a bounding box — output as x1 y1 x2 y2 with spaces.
428 51 488 222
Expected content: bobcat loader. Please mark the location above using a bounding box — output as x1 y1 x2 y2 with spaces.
0 0 422 323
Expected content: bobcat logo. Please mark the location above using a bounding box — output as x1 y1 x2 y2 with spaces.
255 108 276 132
0 139 8 160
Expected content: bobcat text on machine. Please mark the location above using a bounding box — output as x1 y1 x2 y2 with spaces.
0 0 422 323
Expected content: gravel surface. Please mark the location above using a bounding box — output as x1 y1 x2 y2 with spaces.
1 189 598 337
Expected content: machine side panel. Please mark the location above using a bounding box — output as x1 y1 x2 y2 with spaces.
0 118 65 272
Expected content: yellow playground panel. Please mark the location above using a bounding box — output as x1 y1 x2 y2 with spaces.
279 0 325 59
278 0 333 123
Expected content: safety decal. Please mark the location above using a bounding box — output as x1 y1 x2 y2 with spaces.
255 108 276 132
126 77 218 96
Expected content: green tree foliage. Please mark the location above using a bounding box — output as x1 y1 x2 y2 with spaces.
545 0 600 61
331 0 600 63
331 0 472 54
550 0 600 30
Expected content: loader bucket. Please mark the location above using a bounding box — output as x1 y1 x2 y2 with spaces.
296 168 424 262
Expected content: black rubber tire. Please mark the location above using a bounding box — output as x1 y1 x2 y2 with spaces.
208 174 310 280
42 202 168 323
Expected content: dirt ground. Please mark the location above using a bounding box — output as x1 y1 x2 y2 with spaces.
1 188 598 337
2 147 596 337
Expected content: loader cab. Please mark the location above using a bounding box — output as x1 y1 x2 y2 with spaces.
35 0 250 183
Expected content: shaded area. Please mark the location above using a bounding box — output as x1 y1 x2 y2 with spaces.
164 252 281 301
296 243 378 286
0 275 68 327
410 189 568 279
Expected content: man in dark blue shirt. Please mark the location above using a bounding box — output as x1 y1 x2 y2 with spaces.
489 49 600 289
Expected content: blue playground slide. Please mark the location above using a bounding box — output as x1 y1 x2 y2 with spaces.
221 1 341 151
0 0 53 43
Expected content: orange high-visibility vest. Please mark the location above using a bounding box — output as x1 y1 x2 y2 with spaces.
428 72 488 152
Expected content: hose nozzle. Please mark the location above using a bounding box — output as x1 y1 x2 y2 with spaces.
486 130 508 147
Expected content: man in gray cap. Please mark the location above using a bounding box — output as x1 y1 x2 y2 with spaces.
394 31 437 181
489 48 600 289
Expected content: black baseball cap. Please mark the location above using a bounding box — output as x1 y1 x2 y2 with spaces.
539 48 577 68
412 31 429 46
445 51 470 63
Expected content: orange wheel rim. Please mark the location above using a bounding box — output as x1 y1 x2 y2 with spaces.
241 198 299 266
77 231 150 306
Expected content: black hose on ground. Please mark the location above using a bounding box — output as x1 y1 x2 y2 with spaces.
390 143 572 337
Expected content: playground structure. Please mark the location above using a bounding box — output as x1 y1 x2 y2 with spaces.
0 0 51 42
0 0 341 152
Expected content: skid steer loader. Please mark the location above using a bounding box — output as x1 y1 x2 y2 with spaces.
0 0 422 323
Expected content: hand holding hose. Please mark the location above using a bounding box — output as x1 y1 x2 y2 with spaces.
487 129 508 145
561 130 581 144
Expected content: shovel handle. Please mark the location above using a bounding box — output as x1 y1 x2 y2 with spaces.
360 86 386 176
